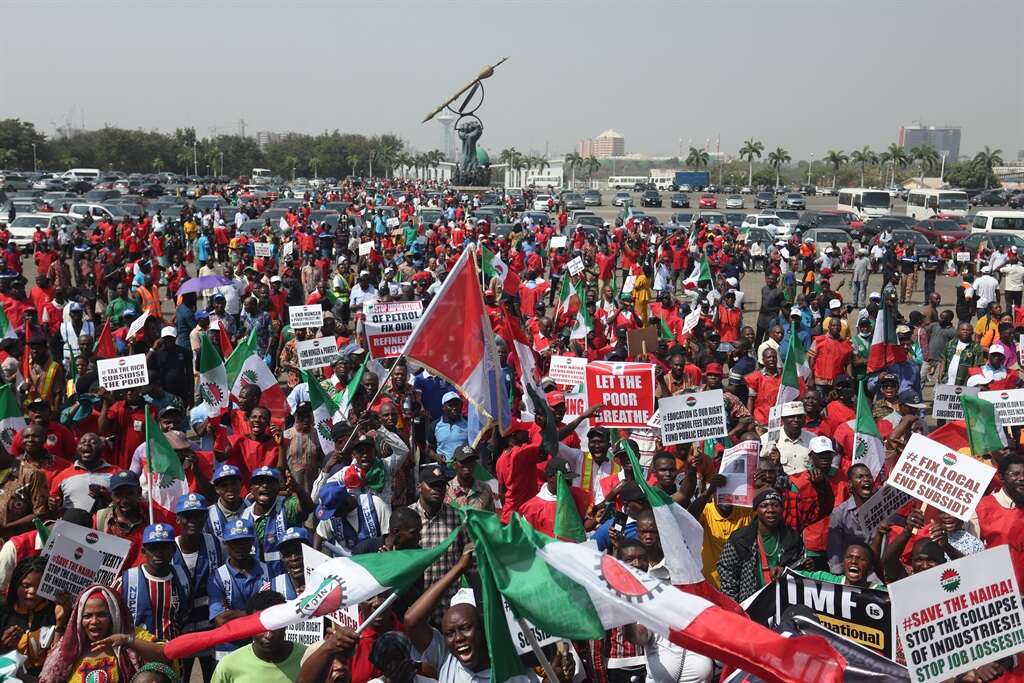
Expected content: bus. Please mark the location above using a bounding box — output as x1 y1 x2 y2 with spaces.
525 173 563 189
836 187 892 220
906 189 969 221
607 176 648 190
970 210 1024 233
251 168 273 183
649 171 675 191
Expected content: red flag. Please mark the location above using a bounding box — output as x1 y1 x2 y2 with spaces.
93 319 117 360
216 323 233 359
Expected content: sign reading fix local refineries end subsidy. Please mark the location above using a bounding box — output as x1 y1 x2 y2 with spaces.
296 336 340 370
289 304 324 330
658 390 728 445
585 361 656 428
363 301 424 358
978 388 1024 426
886 433 996 521
96 354 150 391
891 545 1024 683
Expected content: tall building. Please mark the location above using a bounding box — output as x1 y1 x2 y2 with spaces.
576 130 625 158
898 125 961 160
256 131 283 150
435 113 456 161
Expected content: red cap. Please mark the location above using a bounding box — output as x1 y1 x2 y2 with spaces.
546 391 566 407
705 363 724 377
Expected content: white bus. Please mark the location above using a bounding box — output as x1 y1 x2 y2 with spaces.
836 187 892 220
607 175 648 190
970 210 1024 233
906 189 969 221
60 168 100 182
525 173 563 189
251 168 273 183
649 171 675 191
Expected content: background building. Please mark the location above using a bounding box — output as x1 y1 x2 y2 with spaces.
898 125 961 160
576 129 625 158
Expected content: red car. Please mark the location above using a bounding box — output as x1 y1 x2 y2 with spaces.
820 208 864 230
911 218 969 246
698 193 718 209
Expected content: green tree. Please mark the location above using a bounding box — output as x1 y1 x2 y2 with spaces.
767 147 791 187
583 156 601 182
849 146 878 187
686 147 709 169
738 139 764 187
347 154 360 177
824 149 848 189
911 145 940 180
879 143 910 186
973 146 1004 188
564 152 582 188
0 119 47 170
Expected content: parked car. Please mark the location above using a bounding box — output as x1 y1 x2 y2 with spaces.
970 190 1007 207
740 185 753 194
725 212 746 226
698 193 717 209
797 211 850 232
669 212 695 227
911 218 969 247
521 210 551 227
959 232 1024 253
532 194 552 211
641 190 662 207
875 230 937 256
562 193 586 210
7 213 77 251
754 192 776 209
802 228 852 256
611 191 631 207
669 193 690 208
741 213 789 238
782 193 806 210
724 195 744 209
583 190 602 206
771 210 801 233
575 215 605 230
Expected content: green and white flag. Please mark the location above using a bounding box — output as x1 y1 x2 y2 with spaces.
785 322 809 379
961 393 1008 457
304 370 343 455
682 254 713 288
765 332 803 445
0 307 16 341
336 355 368 422
0 650 25 681
569 281 592 340
143 410 189 519
0 384 25 453
198 334 229 416
852 381 885 477
480 245 508 283
553 471 586 543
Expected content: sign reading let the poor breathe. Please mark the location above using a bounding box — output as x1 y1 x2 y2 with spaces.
978 388 1024 426
658 390 728 445
887 433 996 521
585 361 656 428
296 336 340 370
891 546 1024 683
363 301 423 358
931 385 979 422
97 354 150 391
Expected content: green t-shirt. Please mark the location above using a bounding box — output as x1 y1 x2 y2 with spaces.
211 642 307 683
797 569 887 591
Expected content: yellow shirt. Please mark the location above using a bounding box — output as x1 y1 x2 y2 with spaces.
822 316 850 340
699 503 755 587
183 220 198 241
68 626 155 683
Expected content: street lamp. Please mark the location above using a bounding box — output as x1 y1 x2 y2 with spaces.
807 153 813 186
939 151 949 184
31 144 37 172
193 140 198 177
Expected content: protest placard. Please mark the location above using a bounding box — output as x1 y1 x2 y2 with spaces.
931 385 979 421
363 301 424 358
301 545 362 628
567 256 585 276
978 388 1024 426
40 522 131 590
857 484 913 539
126 310 149 340
96 354 149 391
550 355 587 387
289 304 324 330
550 235 567 249
503 596 559 655
285 618 325 646
718 440 759 506
890 546 1024 683
283 241 294 258
658 390 728 445
562 386 587 423
358 240 374 256
956 252 971 263
621 275 636 294
626 325 659 358
777 569 894 659
296 337 340 370
38 536 102 602
682 305 701 334
764 403 783 446
585 361 656 428
254 242 273 258
887 433 996 521
386 217 400 228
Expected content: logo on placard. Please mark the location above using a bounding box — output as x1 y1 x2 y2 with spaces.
953 387 963 395
940 568 961 593
685 396 697 407
200 382 224 407
942 452 956 467
86 532 98 545
84 669 110 683
597 553 663 604
1002 392 1010 401
865 603 884 620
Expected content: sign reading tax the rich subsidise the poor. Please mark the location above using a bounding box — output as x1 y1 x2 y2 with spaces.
585 361 656 428
931 385 979 422
978 388 1024 426
38 522 131 601
96 354 150 391
887 433 996 521
296 336 340 370
550 355 587 387
890 546 1024 683
289 304 324 330
658 390 728 445
363 301 424 359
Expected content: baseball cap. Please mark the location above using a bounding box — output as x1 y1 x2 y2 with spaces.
160 326 176 338
809 436 835 454
315 481 350 521
195 310 210 320
175 492 207 513
896 324 911 336
869 292 881 300
544 457 574 479
453 445 478 462
828 299 842 310
109 471 140 491
275 527 311 548
270 275 283 283
122 307 138 317
211 464 242 483
223 518 255 542
988 341 1009 357
442 391 462 405
419 463 454 485
545 391 565 407
159 405 183 419
69 302 84 312
878 372 899 386
142 523 176 545
789 306 802 317
705 363 723 377
779 401 805 417
586 426 608 440
251 466 282 482
898 390 927 409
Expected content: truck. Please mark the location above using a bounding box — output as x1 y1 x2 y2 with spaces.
673 171 710 191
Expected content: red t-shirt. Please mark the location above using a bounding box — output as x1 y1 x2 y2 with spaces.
104 402 149 471
11 421 77 461
227 434 285 483
520 487 590 537
495 444 544 524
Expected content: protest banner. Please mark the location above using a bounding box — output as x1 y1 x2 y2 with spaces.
978 388 1024 426
858 484 913 539
956 252 971 263
38 523 131 601
776 569 894 659
363 301 424 358
550 235 567 249
301 545 361 628
931 385 979 422
502 596 559 655
296 337 340 370
626 325 659 358
254 242 273 258
285 618 325 646
358 240 374 256
40 522 130 589
890 545 1024 683
567 256 585 276
550 355 587 387
682 305 701 335
97 354 150 391
585 361 656 428
887 433 996 521
283 241 294 258
658 390 728 445
288 304 324 330
718 440 759 506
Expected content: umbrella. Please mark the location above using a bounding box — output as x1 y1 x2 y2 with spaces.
176 274 232 296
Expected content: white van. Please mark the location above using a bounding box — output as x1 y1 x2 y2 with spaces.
836 187 892 220
61 168 101 182
971 210 1024 234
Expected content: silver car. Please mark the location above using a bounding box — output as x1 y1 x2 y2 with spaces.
562 193 586 210
612 191 631 207
725 195 744 209
583 190 602 206
783 193 806 210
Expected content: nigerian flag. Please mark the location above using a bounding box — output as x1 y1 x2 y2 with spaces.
0 384 25 453
776 331 803 407
569 281 592 340
553 471 586 542
851 381 884 477
480 245 508 283
682 254 713 288
0 307 15 341
198 334 229 416
144 410 188 518
304 370 342 454
783 322 810 379
336 355 368 422
961 393 1008 457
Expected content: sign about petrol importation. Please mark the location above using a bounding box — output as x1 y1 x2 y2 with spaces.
363 301 423 358
887 433 996 521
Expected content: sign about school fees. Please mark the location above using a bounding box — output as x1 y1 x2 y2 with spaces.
891 546 1024 683
886 433 996 521
584 361 656 428
658 390 728 445
978 388 1024 426
363 301 423 358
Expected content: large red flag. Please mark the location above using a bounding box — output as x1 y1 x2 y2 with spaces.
93 319 117 360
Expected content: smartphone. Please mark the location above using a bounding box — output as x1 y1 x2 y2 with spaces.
612 510 628 534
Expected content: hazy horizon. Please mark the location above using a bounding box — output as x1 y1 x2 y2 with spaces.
2 0 1021 161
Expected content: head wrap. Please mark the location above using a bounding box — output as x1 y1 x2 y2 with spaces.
131 662 182 683
753 489 784 509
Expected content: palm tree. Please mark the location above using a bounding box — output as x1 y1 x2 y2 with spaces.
426 150 445 181
346 154 360 177
686 147 709 169
583 156 601 183
284 155 299 181
499 147 524 185
152 157 164 172
879 143 909 187
564 152 582 189
973 146 1004 188
767 147 792 188
823 149 848 189
308 155 321 179
738 139 764 187
849 146 878 187
534 156 550 176
910 145 940 182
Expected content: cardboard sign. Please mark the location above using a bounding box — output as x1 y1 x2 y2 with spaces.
363 301 424 359
682 305 701 334
978 388 1024 426
956 251 971 262
296 336 340 370
887 433 996 521
126 310 149 340
503 596 559 655
718 440 759 506
358 240 374 256
857 484 913 539
550 355 587 388
301 545 362 628
286 618 325 646
567 256 585 276
289 304 324 330
550 235 567 250
890 546 1024 683
38 522 130 601
777 569 894 659
626 324 659 358
621 275 636 294
254 242 273 258
283 241 294 258
765 403 783 447
931 385 979 422
562 385 587 423
585 362 657 428
96 354 150 391
386 217 400 228
658 390 728 446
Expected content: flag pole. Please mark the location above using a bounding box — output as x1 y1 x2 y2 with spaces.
516 617 560 682
355 592 400 634
144 415 155 525
337 356 402 455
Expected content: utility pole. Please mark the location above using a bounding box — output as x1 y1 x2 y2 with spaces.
31 144 37 172
239 118 246 138
193 140 198 177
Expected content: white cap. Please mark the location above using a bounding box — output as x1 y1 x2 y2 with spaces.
809 436 835 454
789 306 802 317
270 275 282 283
160 326 176 338
780 401 805 417
981 266 991 273
726 277 738 287
359 270 370 277
829 298 842 309
869 291 881 300
804 237 813 243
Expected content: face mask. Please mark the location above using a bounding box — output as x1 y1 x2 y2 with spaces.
859 331 871 340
